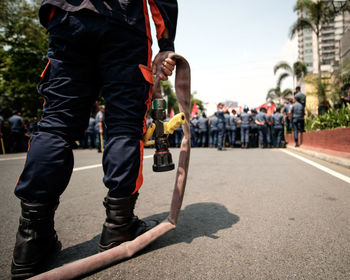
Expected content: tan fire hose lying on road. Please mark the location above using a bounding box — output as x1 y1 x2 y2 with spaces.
30 53 191 280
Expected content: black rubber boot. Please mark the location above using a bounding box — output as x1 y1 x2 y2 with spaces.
11 200 60 279
99 193 158 252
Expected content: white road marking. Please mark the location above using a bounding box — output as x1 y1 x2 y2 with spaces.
281 150 350 184
73 164 102 172
0 156 26 161
73 155 153 172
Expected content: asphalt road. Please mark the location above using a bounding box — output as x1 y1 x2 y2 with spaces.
0 147 349 280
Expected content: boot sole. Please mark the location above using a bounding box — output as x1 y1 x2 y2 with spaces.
11 240 61 279
98 241 123 253
98 220 159 253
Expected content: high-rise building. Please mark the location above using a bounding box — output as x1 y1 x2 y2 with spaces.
297 0 350 74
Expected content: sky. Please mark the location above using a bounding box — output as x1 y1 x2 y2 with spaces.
151 0 299 115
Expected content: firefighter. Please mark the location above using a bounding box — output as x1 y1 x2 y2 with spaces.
11 1 178 278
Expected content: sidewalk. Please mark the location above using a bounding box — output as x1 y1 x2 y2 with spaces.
286 144 350 169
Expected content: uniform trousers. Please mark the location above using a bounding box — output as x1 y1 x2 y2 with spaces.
15 9 152 202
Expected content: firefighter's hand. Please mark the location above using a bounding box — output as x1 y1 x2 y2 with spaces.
152 51 176 81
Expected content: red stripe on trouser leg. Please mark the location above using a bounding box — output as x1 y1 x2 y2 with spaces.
132 0 154 194
133 140 144 194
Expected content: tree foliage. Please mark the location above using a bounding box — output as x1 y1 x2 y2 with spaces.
160 80 205 116
274 60 307 89
266 87 292 106
0 0 48 119
0 1 206 120
305 105 350 131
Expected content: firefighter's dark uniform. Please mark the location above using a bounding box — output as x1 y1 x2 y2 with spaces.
11 1 178 278
16 0 177 204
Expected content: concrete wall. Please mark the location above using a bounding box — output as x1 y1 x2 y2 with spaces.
285 127 350 157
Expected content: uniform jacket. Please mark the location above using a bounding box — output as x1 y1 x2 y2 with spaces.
272 112 283 129
229 115 237 130
198 116 208 132
39 0 178 52
291 102 305 120
209 116 218 131
255 112 267 126
239 112 251 128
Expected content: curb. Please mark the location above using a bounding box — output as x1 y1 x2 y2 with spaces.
286 145 350 169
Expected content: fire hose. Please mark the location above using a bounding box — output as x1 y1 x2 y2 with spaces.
30 53 191 280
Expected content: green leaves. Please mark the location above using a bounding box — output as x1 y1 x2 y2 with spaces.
160 81 205 115
305 105 350 131
0 0 48 118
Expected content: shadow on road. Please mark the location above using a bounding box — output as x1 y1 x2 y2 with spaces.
45 202 239 274
146 202 240 245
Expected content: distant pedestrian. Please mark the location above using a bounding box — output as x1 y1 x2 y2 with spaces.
224 111 231 147
8 111 25 153
190 115 199 147
229 109 238 147
255 107 269 148
30 117 39 134
289 96 305 147
249 109 259 148
174 124 183 148
294 86 306 109
86 115 96 148
272 107 284 148
238 106 251 149
198 113 208 147
266 113 272 148
283 99 293 134
95 105 106 153
146 116 153 128
216 102 232 150
209 113 218 148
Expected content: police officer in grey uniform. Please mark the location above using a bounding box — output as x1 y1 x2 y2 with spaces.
283 99 292 133
266 113 272 148
8 111 25 153
198 112 208 147
272 107 284 148
294 86 306 109
238 106 251 148
249 109 259 148
190 115 199 147
255 107 269 148
216 102 232 150
224 111 231 147
209 113 218 148
174 123 183 148
85 115 96 148
289 96 305 147
229 109 238 147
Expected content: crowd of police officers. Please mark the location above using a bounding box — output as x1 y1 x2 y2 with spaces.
0 104 107 154
163 86 307 150
0 88 307 154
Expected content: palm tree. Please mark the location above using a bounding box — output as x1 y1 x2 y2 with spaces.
266 87 293 106
273 61 308 89
289 0 334 81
